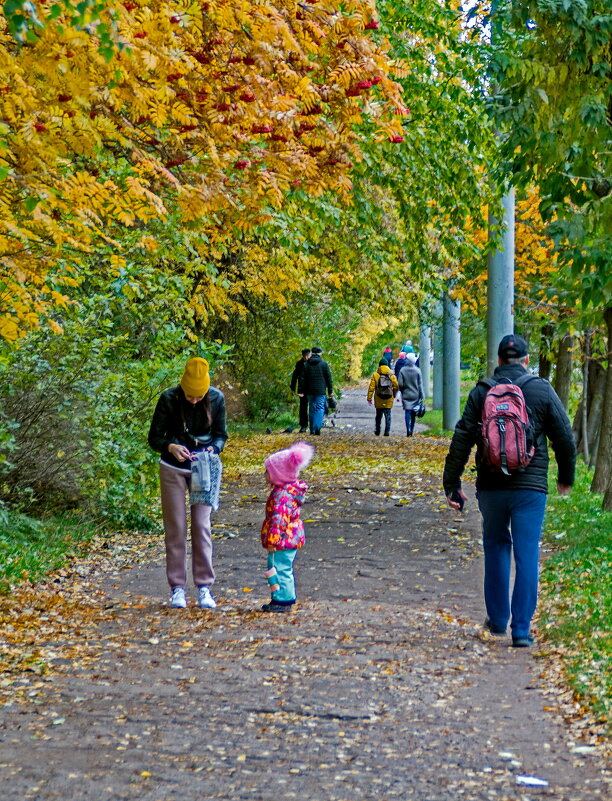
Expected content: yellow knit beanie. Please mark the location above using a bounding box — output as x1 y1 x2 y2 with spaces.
180 357 210 397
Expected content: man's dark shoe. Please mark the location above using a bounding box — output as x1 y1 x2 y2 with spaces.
299 427 307 433
512 634 535 648
261 602 291 613
484 618 507 636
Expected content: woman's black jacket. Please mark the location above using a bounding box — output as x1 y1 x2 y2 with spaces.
148 385 228 470
443 364 575 495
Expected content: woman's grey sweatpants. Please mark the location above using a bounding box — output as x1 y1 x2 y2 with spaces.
159 463 214 590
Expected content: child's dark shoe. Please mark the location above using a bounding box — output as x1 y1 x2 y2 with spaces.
261 601 292 613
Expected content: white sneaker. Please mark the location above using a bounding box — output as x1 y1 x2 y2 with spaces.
170 587 187 608
197 586 217 609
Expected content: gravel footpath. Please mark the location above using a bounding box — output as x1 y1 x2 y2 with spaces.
0 388 610 800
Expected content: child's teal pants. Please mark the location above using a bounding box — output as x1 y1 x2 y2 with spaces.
267 549 298 603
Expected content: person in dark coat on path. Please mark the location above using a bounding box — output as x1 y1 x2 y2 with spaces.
397 353 424 436
290 348 311 433
148 357 228 610
394 351 408 377
382 345 393 366
443 334 576 647
298 346 333 435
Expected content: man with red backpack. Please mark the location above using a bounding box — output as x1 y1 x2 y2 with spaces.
443 335 576 647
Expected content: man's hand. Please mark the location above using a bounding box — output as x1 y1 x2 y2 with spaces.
557 483 571 496
446 489 467 510
367 399 373 406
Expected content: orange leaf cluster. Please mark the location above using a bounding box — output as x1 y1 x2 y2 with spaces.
0 0 406 338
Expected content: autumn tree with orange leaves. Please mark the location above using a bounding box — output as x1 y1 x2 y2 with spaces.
0 0 497 522
1 0 408 339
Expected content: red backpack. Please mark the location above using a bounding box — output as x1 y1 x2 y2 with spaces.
479 375 537 475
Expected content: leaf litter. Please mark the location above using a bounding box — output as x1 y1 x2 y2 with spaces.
0 420 610 799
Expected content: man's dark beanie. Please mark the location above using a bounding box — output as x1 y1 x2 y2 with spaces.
311 346 323 354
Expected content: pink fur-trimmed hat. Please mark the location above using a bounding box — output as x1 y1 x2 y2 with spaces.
265 441 314 485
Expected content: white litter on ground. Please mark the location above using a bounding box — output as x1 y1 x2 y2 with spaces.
516 775 549 787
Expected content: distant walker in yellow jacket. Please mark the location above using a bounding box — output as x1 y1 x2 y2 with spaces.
367 360 399 436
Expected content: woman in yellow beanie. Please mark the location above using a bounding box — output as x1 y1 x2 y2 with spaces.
148 357 228 609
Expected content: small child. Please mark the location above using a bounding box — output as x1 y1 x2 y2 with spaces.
260 441 314 613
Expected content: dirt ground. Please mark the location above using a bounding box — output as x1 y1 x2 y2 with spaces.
0 388 610 800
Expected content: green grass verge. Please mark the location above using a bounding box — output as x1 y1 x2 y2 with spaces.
0 509 98 593
227 411 298 436
539 462 612 730
420 406 447 437
420 390 471 438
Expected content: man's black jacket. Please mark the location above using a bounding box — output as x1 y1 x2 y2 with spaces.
299 354 333 396
443 363 575 494
290 358 307 393
148 385 228 470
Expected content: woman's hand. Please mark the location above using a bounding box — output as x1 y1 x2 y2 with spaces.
168 443 192 462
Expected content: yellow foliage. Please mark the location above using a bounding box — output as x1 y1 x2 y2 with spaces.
457 187 559 315
0 0 407 338
346 314 404 381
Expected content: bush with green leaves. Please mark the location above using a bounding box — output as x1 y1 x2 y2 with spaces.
212 294 361 420
0 292 234 528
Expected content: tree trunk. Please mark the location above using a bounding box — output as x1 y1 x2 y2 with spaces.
581 329 591 462
587 367 605 450
590 429 600 469
592 306 612 498
553 333 573 410
538 323 554 380
573 356 606 456
604 479 612 511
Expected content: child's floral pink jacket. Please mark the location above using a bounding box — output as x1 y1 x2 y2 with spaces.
261 479 308 550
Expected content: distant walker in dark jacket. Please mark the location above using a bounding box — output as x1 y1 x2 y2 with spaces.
148 358 228 611
394 352 408 377
298 346 333 436
443 335 576 647
290 348 311 433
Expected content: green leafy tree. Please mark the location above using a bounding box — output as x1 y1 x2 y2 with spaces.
489 0 611 505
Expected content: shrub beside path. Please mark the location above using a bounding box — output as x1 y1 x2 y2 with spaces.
0 388 610 800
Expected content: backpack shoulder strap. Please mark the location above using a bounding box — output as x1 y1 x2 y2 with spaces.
477 377 497 390
514 374 539 388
